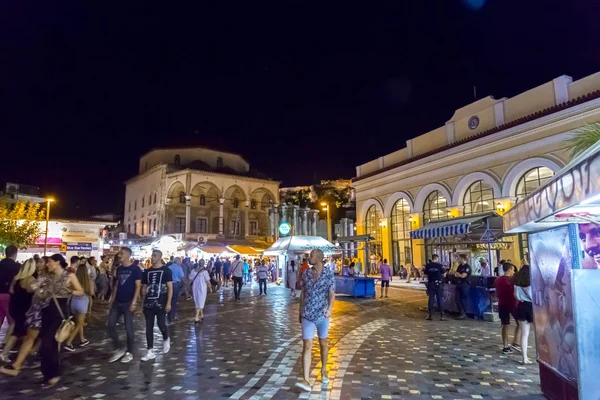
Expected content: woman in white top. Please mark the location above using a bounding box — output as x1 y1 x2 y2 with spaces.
288 261 298 297
189 259 212 323
514 264 533 365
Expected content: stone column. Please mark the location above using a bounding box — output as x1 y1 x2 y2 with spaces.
292 205 299 236
185 195 192 234
274 204 280 238
244 200 250 237
280 203 288 223
310 210 319 236
302 207 309 236
218 197 225 236
268 205 275 237
340 218 349 256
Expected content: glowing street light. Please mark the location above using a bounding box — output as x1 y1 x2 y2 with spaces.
43 198 55 256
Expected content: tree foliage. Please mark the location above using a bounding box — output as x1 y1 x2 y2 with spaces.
0 198 45 248
567 123 600 158
281 189 312 208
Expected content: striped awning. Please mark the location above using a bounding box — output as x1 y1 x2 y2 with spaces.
410 214 491 240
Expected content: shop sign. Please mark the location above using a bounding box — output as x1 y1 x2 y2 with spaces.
278 222 291 236
66 242 93 251
475 243 511 250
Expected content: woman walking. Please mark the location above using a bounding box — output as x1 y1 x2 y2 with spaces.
189 259 211 323
288 260 298 297
96 257 109 302
0 259 36 362
514 264 533 365
37 254 84 388
64 262 95 351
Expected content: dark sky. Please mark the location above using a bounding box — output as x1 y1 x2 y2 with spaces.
2 1 600 217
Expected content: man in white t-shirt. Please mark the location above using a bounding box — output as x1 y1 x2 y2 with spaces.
231 255 244 301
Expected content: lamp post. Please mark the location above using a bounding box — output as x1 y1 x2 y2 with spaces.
321 202 332 242
43 198 54 256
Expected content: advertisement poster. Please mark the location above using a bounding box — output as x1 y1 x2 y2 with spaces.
529 225 578 383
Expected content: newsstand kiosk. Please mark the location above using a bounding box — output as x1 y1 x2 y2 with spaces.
503 142 600 400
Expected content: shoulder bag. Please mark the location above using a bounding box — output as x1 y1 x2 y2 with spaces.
53 297 75 343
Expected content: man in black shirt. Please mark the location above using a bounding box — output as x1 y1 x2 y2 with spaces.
0 245 20 335
141 249 173 361
454 254 472 320
424 255 446 321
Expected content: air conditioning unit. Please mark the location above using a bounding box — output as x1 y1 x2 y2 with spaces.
119 232 128 240
152 231 158 238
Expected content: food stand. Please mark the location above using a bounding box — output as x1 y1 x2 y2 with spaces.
503 142 600 400
263 236 341 289
410 212 507 319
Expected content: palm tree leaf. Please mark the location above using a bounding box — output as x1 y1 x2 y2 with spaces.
566 123 600 158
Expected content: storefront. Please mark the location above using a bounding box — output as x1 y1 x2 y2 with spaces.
503 141 600 400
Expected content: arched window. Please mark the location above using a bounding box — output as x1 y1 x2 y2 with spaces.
516 167 554 202
128 201 131 212
250 199 257 209
199 194 206 206
174 154 181 165
365 205 383 261
391 199 412 268
148 194 152 205
233 198 239 209
134 200 137 211
179 191 186 204
216 156 223 168
423 191 448 223
141 196 145 208
153 192 157 204
463 180 494 215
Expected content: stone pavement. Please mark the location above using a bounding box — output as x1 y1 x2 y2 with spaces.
0 282 544 400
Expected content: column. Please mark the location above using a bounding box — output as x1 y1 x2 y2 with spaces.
302 207 309 236
380 217 391 267
348 220 355 257
340 218 349 257
310 210 319 236
280 203 288 223
185 195 192 234
292 205 299 235
274 204 280 238
218 197 225 236
269 205 275 237
244 200 250 237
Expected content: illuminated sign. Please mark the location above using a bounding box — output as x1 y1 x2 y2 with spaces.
278 222 291 236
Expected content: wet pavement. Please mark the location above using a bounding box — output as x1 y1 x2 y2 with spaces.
0 282 544 399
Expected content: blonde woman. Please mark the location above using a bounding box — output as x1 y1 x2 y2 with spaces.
64 262 95 351
0 259 36 362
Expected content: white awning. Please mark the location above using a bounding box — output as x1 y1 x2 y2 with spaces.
263 236 341 256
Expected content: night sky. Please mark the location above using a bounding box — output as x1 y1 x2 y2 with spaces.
2 1 600 218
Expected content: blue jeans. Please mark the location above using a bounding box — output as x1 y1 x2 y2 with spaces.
107 302 135 353
168 282 182 322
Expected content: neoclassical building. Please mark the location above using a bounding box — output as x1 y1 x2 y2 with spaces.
353 71 600 268
124 147 281 241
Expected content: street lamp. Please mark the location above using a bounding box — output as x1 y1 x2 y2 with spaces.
320 202 332 242
43 198 54 256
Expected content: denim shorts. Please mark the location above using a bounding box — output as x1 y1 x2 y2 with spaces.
302 317 330 340
70 295 89 315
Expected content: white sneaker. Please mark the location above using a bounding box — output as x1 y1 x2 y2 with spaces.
163 338 171 354
295 380 312 392
141 349 156 362
120 352 134 363
109 348 126 363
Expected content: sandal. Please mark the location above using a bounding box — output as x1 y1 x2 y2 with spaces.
0 364 21 376
519 359 533 365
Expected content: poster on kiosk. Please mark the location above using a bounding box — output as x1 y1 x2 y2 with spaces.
503 140 600 400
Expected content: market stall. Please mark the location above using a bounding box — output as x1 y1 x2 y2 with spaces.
410 212 508 319
263 236 341 288
503 142 600 400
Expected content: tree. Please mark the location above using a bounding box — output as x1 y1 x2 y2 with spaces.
566 123 600 158
0 198 45 249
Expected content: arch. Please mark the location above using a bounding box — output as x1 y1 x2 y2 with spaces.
190 181 222 204
357 198 384 224
167 181 185 198
452 172 502 206
224 184 248 202
250 187 277 208
384 192 414 218
174 154 181 165
414 183 452 212
502 157 563 198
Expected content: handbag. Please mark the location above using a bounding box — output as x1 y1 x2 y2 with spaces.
53 297 75 344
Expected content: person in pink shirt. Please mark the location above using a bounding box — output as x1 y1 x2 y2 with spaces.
379 259 392 299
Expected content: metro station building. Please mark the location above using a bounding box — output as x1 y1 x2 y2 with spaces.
353 72 600 270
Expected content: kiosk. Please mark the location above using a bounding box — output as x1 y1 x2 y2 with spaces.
503 142 600 400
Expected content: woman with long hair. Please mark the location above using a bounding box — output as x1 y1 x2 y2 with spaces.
190 259 211 323
64 262 95 351
37 254 84 388
0 259 36 362
288 260 297 297
513 264 533 365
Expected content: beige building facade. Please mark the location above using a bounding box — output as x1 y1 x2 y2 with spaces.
353 72 600 269
124 147 280 242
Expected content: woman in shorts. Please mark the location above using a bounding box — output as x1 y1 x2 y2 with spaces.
64 262 95 351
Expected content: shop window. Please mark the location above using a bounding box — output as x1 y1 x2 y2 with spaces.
233 198 239 209
174 154 181 165
200 194 206 206
250 199 257 209
391 198 411 268
516 167 554 203
176 217 185 233
179 192 186 204
216 156 223 168
463 180 494 215
423 190 447 223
